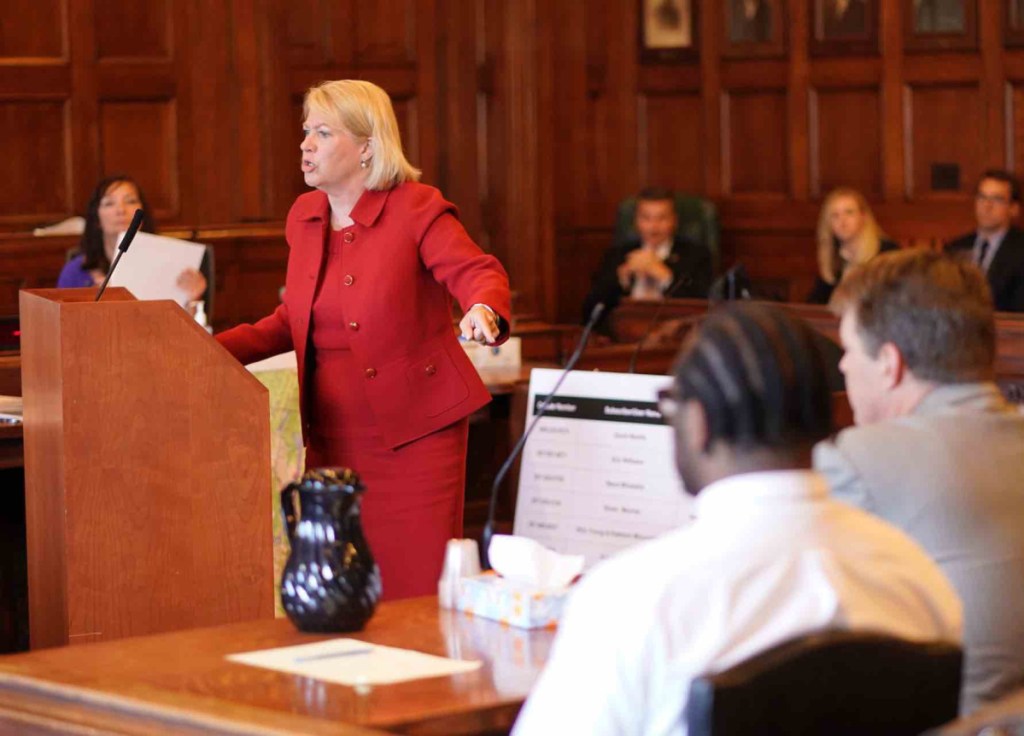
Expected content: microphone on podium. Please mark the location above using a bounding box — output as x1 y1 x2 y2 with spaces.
479 301 606 570
95 208 145 302
626 274 694 374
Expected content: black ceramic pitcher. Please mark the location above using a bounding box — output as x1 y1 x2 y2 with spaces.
279 468 382 632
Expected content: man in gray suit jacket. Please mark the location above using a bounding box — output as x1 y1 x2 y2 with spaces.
814 249 1024 714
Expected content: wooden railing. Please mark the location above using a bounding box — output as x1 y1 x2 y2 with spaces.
605 298 1024 400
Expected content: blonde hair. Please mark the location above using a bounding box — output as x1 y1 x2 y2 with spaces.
303 79 420 190
816 187 886 285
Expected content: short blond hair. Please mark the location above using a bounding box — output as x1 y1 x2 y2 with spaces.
816 187 886 285
303 79 420 191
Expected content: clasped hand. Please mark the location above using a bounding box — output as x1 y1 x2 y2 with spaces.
617 249 672 287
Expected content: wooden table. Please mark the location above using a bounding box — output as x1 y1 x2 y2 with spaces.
0 596 554 735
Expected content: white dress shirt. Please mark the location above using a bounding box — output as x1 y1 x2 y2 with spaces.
974 228 1008 273
512 470 962 736
628 239 674 300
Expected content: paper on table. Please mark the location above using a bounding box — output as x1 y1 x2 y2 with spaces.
227 638 482 686
107 231 205 307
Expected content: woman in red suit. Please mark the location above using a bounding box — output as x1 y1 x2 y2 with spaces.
217 80 511 600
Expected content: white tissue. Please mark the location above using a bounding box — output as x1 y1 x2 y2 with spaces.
488 535 584 590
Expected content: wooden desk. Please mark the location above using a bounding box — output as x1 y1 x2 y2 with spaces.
0 596 553 735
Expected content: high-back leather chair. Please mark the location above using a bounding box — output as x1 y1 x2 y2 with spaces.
686 630 962 736
613 191 720 274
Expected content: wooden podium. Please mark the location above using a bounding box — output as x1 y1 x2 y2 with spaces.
19 288 274 649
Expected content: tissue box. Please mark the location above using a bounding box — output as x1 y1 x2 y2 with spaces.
454 572 568 630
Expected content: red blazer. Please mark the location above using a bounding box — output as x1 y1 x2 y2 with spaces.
217 182 511 448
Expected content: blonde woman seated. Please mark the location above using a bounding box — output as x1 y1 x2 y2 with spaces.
807 188 898 304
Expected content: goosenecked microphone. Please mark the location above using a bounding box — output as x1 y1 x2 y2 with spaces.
95 208 145 302
626 274 700 374
479 301 606 570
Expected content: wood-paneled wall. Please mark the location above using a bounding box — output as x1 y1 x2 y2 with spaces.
0 0 552 320
549 0 1024 320
0 1 1020 324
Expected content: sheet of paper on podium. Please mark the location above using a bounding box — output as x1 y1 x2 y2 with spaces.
513 368 693 569
107 232 205 307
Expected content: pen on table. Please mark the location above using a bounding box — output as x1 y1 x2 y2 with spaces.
295 647 373 663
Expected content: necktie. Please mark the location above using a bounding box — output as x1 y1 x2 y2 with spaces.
977 239 990 270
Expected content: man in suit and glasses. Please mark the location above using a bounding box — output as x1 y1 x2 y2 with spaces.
945 169 1024 313
815 248 1024 713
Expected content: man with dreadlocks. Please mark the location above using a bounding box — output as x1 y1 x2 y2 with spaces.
514 302 961 736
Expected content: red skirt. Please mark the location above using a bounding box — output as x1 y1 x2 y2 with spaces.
305 422 467 601
304 230 468 600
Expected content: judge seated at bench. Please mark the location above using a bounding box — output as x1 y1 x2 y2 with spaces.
514 301 961 736
582 186 712 334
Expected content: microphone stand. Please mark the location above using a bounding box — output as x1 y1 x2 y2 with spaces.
95 209 145 302
479 302 606 570
626 275 695 374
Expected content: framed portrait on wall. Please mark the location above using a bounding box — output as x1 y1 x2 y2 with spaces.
1006 0 1024 46
639 0 698 62
810 0 878 55
904 0 977 52
724 0 787 58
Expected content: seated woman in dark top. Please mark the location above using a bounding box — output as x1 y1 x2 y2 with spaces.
58 175 206 302
808 187 898 304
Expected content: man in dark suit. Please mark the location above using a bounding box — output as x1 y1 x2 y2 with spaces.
824 0 868 38
946 169 1024 313
582 187 712 332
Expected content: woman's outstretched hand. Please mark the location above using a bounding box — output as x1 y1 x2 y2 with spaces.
459 305 500 344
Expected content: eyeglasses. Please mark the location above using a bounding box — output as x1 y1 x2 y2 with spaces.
975 193 1011 205
657 386 681 424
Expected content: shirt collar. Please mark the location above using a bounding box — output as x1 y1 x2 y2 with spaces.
694 470 827 519
976 228 1008 250
911 381 1008 417
290 188 391 227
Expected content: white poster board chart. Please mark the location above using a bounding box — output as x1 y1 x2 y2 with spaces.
108 231 206 307
513 368 694 569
